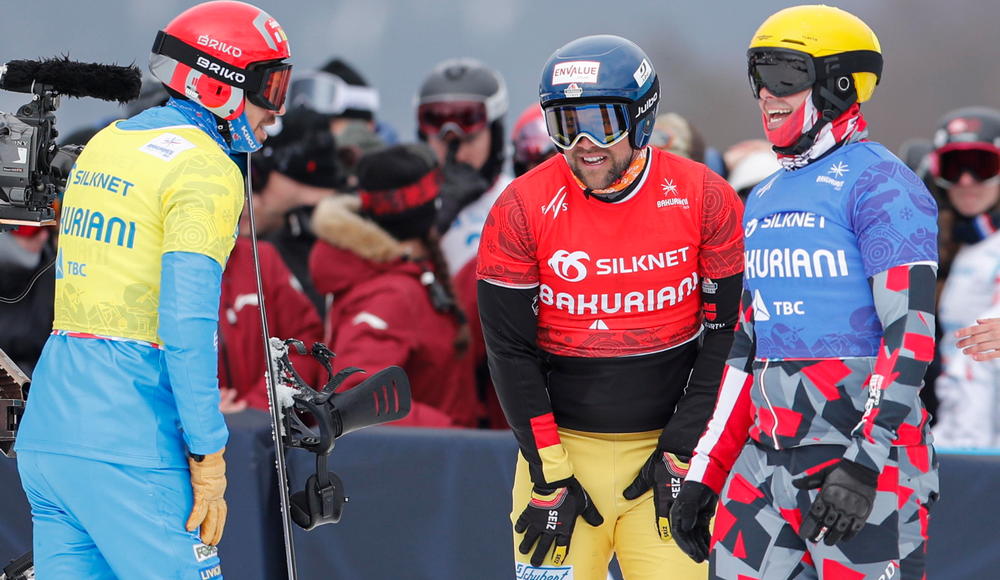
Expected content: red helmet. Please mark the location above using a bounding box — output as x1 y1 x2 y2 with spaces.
150 1 292 121
511 104 556 176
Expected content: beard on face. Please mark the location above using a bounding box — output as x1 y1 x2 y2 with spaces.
567 152 633 190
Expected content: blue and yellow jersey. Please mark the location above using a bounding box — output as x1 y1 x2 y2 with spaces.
17 101 243 468
54 121 243 343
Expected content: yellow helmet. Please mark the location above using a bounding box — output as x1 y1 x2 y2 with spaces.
748 4 882 103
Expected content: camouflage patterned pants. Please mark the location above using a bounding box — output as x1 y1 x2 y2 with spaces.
709 442 938 580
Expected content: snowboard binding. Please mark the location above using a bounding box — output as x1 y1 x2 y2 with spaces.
269 338 411 530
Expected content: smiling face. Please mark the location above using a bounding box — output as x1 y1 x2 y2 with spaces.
757 87 811 147
244 101 285 143
562 134 637 191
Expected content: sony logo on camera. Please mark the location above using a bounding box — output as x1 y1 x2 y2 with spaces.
195 56 246 84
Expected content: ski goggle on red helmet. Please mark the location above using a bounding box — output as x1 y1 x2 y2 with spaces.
153 31 292 111
544 102 631 149
150 2 293 119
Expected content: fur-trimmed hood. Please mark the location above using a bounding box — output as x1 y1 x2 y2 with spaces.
309 195 422 296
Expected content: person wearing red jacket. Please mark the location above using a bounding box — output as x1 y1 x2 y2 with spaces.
309 143 479 428
218 236 323 412
478 36 744 579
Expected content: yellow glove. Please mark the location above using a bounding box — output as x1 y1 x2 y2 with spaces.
186 448 228 546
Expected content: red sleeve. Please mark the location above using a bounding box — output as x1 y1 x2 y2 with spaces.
476 183 539 288
326 282 418 392
262 242 325 391
699 170 745 279
686 290 757 493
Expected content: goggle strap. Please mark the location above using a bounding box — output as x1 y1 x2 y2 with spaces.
152 31 264 91
815 50 883 85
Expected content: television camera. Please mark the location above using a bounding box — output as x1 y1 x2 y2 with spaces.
0 57 141 230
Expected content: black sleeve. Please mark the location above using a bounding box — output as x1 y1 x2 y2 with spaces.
659 272 743 456
477 280 574 487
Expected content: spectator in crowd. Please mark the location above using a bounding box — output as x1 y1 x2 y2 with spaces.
218 236 323 413
416 57 511 274
416 58 513 428
954 316 1000 361
649 111 707 163
251 106 341 314
723 139 780 200
15 1 292 575
287 58 385 190
309 143 479 428
479 34 743 578
671 6 939 578
0 226 56 376
511 104 557 177
929 106 1000 448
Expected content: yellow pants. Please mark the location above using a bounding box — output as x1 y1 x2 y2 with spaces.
512 428 707 580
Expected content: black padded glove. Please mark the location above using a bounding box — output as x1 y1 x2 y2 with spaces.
668 480 718 563
622 451 690 540
515 477 604 567
434 144 490 234
793 459 879 545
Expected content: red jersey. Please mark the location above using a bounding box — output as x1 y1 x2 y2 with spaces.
477 147 743 357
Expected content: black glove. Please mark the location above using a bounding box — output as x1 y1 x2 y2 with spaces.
515 477 604 567
792 459 879 546
434 144 490 234
668 481 718 563
622 450 690 540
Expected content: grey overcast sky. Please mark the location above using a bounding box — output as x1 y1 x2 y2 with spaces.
2 0 997 157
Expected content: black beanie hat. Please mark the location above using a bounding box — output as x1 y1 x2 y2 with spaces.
357 143 440 240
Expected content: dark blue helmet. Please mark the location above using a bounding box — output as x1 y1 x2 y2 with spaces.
539 35 659 149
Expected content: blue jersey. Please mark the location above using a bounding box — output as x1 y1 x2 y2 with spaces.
742 141 938 359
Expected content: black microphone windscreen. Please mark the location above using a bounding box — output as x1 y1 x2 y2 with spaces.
2 57 141 103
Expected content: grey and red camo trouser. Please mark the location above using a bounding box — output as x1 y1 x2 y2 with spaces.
709 442 938 580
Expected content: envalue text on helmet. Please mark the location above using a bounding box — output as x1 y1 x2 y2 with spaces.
552 61 600 85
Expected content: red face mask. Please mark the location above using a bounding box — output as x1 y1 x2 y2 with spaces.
762 98 812 148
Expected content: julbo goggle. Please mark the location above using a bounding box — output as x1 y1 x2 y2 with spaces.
544 102 631 149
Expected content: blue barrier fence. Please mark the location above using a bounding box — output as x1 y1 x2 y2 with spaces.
1 410 995 579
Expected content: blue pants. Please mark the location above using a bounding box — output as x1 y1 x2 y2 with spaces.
17 451 223 579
